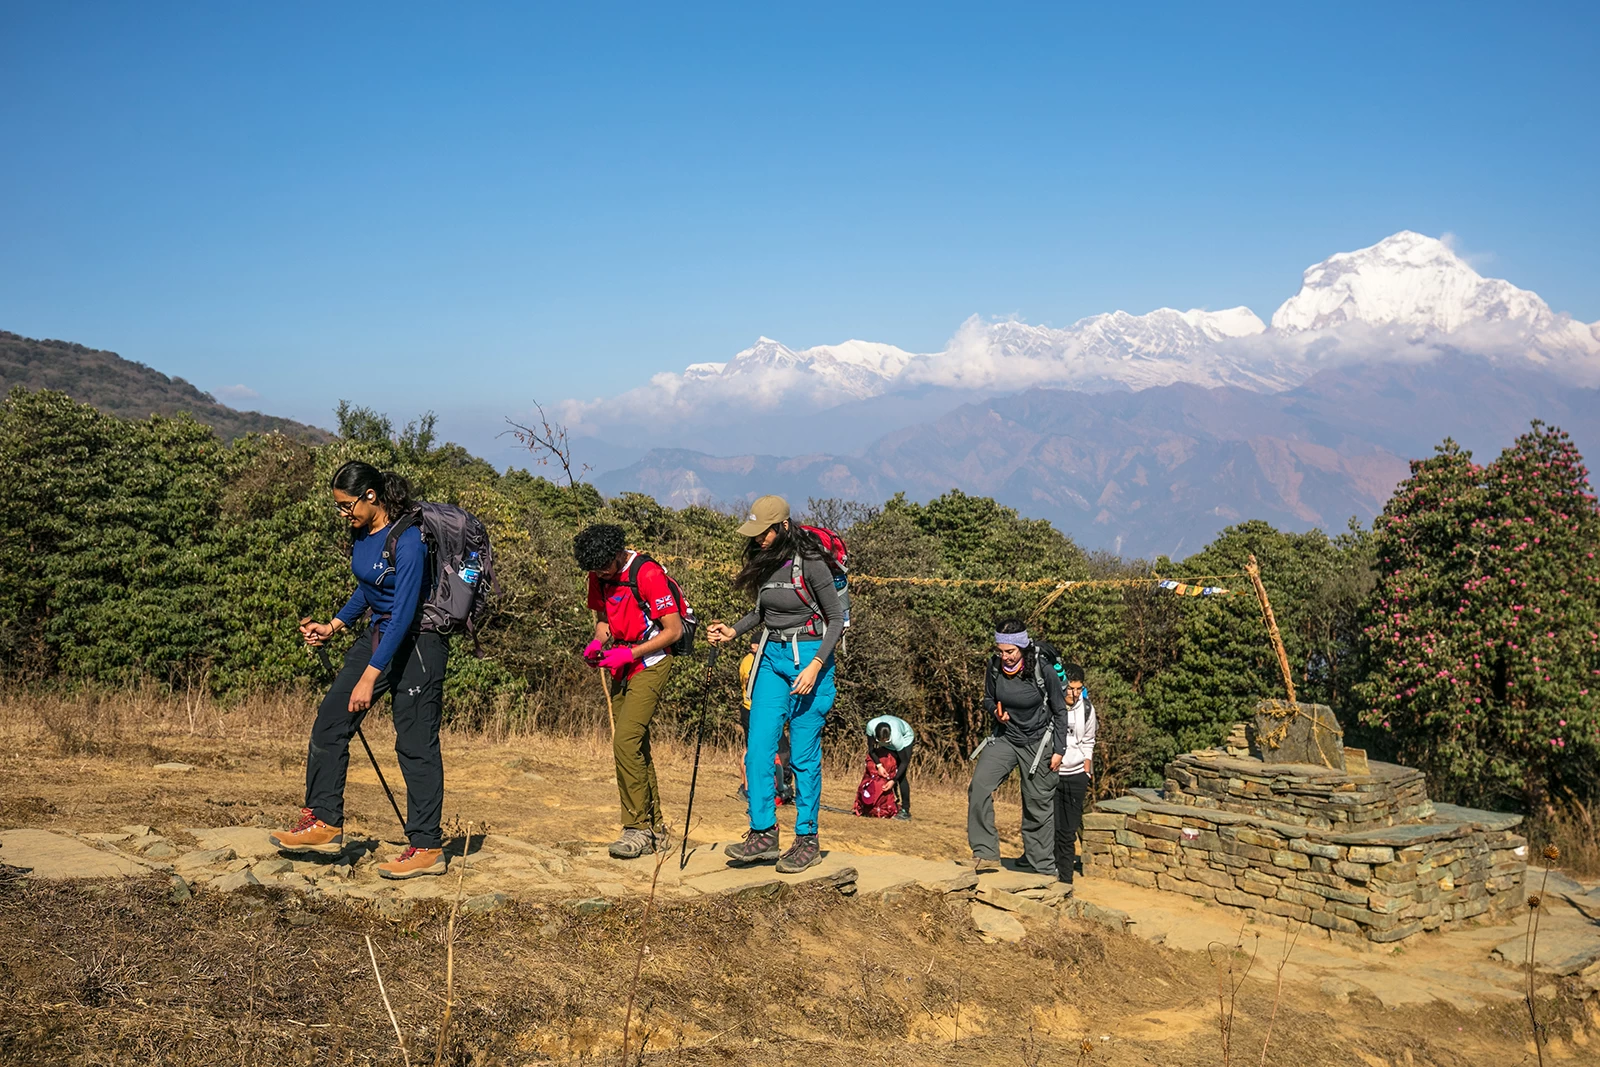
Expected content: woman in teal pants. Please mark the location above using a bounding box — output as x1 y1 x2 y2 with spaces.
707 495 845 874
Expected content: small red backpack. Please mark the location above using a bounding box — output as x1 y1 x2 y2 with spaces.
853 752 899 818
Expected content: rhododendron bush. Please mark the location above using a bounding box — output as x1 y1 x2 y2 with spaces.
1355 422 1600 808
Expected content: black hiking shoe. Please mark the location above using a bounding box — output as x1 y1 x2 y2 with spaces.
893 811 911 821
775 833 821 874
723 827 781 865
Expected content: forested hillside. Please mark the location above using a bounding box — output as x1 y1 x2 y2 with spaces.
0 331 330 442
2 386 1595 821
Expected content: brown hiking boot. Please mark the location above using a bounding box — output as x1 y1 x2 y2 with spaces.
378 846 447 880
271 808 344 855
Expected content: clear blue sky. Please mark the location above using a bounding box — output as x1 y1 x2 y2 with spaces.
2 2 1597 445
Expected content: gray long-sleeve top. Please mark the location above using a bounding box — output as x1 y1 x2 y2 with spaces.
731 555 845 661
982 656 1070 754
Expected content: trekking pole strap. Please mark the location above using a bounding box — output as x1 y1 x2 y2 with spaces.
1029 724 1055 775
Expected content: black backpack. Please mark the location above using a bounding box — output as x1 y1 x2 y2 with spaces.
381 502 497 646
988 638 1067 697
620 553 698 656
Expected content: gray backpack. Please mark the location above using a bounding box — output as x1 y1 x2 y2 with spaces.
382 502 497 646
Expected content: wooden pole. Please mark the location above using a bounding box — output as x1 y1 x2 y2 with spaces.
1245 554 1296 703
598 669 615 736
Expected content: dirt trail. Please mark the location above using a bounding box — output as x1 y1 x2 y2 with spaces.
3 711 1599 1064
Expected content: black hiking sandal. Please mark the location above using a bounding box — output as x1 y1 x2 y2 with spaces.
723 827 781 865
775 833 821 874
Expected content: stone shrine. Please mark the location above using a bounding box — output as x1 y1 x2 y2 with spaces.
1082 701 1528 944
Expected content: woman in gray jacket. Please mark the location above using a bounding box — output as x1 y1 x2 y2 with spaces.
967 619 1068 874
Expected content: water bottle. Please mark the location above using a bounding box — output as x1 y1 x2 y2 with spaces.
460 551 481 586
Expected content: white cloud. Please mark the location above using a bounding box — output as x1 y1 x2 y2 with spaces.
214 384 260 406
1439 231 1496 269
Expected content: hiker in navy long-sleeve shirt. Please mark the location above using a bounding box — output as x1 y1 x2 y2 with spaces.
334 521 426 673
271 461 452 882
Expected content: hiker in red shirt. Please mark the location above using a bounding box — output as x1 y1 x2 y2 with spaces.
574 524 689 859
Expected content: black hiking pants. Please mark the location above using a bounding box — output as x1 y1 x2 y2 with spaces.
304 631 448 849
890 742 913 814
1054 771 1090 883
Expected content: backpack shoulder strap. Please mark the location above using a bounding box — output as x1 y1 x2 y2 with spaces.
382 509 422 562
621 552 652 616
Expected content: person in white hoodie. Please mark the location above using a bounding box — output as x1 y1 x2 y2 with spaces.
1053 662 1096 887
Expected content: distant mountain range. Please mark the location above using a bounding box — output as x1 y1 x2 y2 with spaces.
582 232 1600 555
0 331 331 442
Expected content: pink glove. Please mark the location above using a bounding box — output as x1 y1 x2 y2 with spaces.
598 647 635 675
582 639 605 663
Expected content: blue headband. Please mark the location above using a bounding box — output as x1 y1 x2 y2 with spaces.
995 630 1030 648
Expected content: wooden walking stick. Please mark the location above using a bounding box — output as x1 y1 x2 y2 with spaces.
1245 554 1296 702
598 669 615 736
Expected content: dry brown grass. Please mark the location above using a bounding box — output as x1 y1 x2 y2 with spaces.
0 681 987 802
2 865 1565 1067
1524 796 1600 879
3 687 1599 1065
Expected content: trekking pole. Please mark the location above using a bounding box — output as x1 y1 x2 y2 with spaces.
679 646 720 870
310 639 408 840
351 714 408 839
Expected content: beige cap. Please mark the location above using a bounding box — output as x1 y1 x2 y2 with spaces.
736 494 790 537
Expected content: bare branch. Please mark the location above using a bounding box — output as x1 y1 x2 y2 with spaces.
365 934 411 1067
502 399 592 489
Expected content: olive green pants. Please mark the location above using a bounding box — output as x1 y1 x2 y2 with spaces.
610 656 673 831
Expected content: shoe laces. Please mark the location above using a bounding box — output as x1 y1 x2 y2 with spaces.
395 846 423 862
289 807 320 833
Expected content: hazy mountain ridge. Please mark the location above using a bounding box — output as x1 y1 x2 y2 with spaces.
596 356 1600 556
0 331 332 442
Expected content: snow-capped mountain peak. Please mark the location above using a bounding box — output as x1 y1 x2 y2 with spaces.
563 231 1600 435
1270 230 1552 334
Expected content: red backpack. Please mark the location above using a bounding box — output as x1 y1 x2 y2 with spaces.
764 525 851 635
853 753 899 818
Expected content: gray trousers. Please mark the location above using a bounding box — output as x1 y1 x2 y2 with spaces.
967 737 1058 870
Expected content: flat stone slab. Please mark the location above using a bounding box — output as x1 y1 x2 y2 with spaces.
1096 796 1143 815
1325 822 1470 847
977 868 1057 893
670 845 978 897
0 829 151 879
970 901 1027 942
1428 803 1524 832
1492 928 1600 976
185 826 289 860
1561 887 1600 923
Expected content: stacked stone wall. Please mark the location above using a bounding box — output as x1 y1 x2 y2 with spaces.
1163 752 1433 830
1081 797 1526 944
